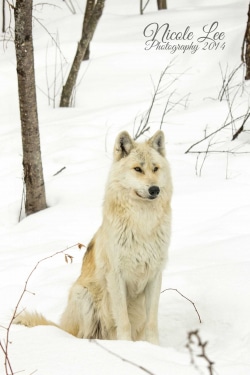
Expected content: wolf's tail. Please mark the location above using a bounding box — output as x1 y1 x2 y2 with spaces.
14 311 59 328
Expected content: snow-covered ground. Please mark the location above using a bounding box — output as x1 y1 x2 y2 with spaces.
1 0 250 374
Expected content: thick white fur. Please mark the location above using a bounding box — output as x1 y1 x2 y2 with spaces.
15 130 172 344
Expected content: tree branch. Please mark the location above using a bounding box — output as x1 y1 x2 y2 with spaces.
0 242 85 375
92 340 157 375
161 288 202 324
186 330 215 375
185 114 247 154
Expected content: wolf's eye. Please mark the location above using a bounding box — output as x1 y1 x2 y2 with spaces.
134 167 143 173
153 166 159 172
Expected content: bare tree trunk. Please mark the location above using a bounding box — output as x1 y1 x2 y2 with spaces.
140 0 143 15
157 0 167 10
242 4 250 80
140 0 151 15
82 0 95 61
60 0 105 107
14 0 47 216
2 0 5 33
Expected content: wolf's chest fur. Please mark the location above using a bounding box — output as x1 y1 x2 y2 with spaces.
120 240 166 297
109 211 170 297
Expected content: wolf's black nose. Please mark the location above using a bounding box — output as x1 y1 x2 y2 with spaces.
148 186 160 198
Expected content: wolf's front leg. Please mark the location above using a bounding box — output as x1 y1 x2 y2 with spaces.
145 272 162 345
106 271 131 340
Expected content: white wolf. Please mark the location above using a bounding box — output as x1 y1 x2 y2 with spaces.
15 130 172 344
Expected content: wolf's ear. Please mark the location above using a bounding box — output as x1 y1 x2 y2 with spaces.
148 130 165 156
114 131 134 161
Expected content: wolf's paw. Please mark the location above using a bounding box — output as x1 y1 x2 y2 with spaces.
145 326 159 345
116 323 132 341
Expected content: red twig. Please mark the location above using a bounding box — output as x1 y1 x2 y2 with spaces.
0 242 85 375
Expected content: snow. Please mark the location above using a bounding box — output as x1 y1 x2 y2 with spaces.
1 0 250 374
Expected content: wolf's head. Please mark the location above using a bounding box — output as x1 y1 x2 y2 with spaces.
109 130 172 203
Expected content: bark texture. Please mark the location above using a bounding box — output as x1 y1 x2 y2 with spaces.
82 0 95 61
157 0 167 10
60 0 105 107
242 4 250 80
14 0 47 216
2 0 5 33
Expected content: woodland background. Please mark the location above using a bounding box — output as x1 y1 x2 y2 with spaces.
0 0 250 374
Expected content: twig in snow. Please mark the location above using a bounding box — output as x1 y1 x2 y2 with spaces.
186 330 216 375
92 340 157 375
186 63 250 171
18 176 26 222
232 109 250 140
185 114 247 154
134 64 171 140
53 166 66 176
161 288 202 324
134 61 190 140
44 31 66 107
63 0 76 14
218 63 244 102
33 16 67 64
0 242 85 375
140 0 151 15
160 91 190 129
